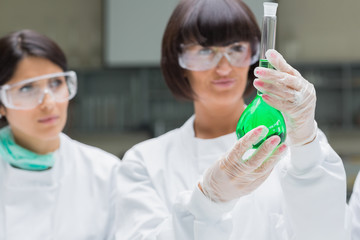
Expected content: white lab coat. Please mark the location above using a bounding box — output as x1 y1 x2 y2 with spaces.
0 132 121 240
349 172 360 239
117 115 349 240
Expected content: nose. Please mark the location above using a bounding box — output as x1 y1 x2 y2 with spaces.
215 55 232 76
39 89 56 110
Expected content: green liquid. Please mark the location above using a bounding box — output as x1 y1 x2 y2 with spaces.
236 59 286 148
259 59 275 69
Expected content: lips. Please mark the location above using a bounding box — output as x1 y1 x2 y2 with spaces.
212 78 236 87
38 116 59 124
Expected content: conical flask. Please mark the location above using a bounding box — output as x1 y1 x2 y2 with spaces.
236 3 286 148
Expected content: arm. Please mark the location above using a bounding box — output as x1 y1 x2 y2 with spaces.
254 49 350 239
279 129 349 239
116 125 288 239
115 148 235 240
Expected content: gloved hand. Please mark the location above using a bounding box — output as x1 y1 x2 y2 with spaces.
253 49 317 146
200 125 287 203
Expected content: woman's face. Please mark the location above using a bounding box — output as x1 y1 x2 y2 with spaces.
184 42 251 108
0 56 68 144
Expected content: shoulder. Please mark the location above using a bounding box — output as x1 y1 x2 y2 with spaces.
59 133 121 169
124 116 194 161
58 134 122 201
123 127 181 162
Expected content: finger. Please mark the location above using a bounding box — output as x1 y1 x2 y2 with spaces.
253 79 298 102
228 125 269 162
254 67 303 91
265 49 302 78
254 143 287 174
262 94 301 113
242 135 281 172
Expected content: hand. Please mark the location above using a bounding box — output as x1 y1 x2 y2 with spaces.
200 126 287 203
253 49 317 146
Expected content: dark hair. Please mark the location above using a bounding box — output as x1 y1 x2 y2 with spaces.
0 29 67 124
0 29 67 86
161 0 261 100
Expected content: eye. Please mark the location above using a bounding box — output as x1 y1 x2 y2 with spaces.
19 83 33 93
49 78 64 88
198 47 214 55
230 44 246 53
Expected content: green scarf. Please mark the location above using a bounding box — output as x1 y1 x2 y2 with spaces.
0 126 54 171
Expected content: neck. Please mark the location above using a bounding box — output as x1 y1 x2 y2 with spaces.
193 99 245 139
11 129 60 155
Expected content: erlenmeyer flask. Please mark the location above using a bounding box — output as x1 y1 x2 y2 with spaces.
236 89 286 148
236 3 286 148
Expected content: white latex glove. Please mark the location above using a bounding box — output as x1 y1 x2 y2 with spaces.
253 49 317 146
200 126 287 203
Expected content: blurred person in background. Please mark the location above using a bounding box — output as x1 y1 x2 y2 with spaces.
349 172 360 239
0 29 121 239
116 0 349 239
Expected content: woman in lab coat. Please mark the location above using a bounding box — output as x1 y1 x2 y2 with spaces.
117 0 349 239
0 29 121 239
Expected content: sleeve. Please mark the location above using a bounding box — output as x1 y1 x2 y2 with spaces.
278 128 351 240
115 147 236 240
349 171 360 240
104 163 123 240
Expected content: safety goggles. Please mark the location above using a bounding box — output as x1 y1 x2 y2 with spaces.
178 42 259 71
0 71 77 110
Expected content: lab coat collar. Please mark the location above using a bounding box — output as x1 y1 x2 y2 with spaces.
179 115 237 173
1 135 67 190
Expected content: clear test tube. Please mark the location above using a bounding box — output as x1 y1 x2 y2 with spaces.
259 2 278 69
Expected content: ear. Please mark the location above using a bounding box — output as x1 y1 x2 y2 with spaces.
0 105 6 117
182 69 188 78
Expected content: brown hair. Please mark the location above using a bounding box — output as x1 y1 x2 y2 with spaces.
0 29 67 123
0 29 67 87
161 0 261 100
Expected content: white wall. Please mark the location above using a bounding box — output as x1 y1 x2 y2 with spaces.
277 0 360 62
104 0 178 66
1 0 359 67
0 0 102 69
104 0 271 67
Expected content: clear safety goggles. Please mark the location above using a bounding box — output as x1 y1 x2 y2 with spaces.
178 42 259 71
0 71 77 110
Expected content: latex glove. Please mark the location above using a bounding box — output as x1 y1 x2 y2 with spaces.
200 126 287 203
253 49 317 146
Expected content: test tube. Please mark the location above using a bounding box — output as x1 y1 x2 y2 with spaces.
259 2 278 69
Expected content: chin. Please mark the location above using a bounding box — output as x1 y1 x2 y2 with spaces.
37 125 64 140
39 131 61 141
215 92 244 105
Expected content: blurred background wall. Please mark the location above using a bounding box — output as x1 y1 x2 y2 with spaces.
0 0 103 68
1 0 359 199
